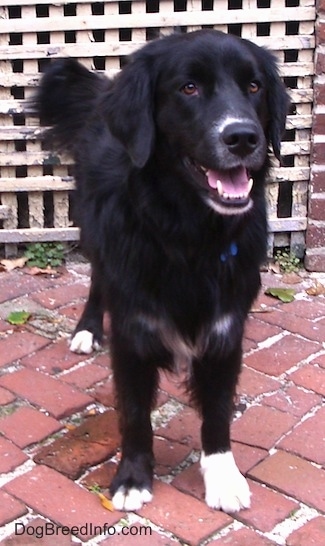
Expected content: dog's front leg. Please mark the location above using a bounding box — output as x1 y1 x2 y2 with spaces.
191 345 251 513
109 328 161 511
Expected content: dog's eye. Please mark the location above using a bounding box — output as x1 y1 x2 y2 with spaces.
248 81 260 94
180 82 199 96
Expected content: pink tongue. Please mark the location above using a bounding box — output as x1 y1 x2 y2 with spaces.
207 166 249 196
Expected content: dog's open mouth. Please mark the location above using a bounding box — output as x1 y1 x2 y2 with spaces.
189 161 254 214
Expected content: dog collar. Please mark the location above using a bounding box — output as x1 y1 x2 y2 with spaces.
220 242 238 262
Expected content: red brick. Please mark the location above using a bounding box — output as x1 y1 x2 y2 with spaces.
231 442 268 474
306 225 325 248
305 252 325 272
33 410 120 479
290 363 325 396
286 516 325 546
238 480 298 532
0 437 28 473
58 302 85 321
268 299 325 321
244 335 320 376
3 465 120 540
0 331 50 368
248 451 325 511
0 406 62 448
0 272 40 304
93 380 116 408
0 386 16 405
0 368 93 418
257 312 325 343
156 406 201 450
309 196 325 221
278 406 325 465
80 461 118 490
310 169 325 193
209 528 275 545
21 339 86 374
2 517 75 545
101 524 176 546
31 283 88 309
0 490 27 526
238 366 280 397
312 352 325 369
159 370 189 403
0 318 12 332
231 406 297 450
262 384 321 417
244 316 282 343
139 480 232 545
243 336 257 352
312 111 325 133
61 363 109 389
312 142 325 165
172 461 205 502
154 436 191 476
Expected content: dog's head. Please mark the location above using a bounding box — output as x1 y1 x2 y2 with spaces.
103 30 288 215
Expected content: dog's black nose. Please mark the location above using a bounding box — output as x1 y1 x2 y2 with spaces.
221 122 259 157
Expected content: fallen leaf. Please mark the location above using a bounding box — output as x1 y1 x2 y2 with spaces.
6 311 31 325
65 424 76 431
250 306 274 313
0 257 28 272
265 287 296 303
86 408 98 416
306 281 325 296
281 272 302 284
269 262 281 274
25 266 58 276
97 492 114 511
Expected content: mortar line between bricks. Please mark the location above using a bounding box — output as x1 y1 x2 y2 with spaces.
199 520 244 545
0 510 34 542
264 505 320 546
284 350 325 377
0 459 35 488
245 330 290 354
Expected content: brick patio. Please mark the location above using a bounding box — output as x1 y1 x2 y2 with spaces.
0 263 324 545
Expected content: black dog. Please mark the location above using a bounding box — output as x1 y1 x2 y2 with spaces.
37 30 287 513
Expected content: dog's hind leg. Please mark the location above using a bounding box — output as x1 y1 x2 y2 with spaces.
191 345 251 513
70 272 104 354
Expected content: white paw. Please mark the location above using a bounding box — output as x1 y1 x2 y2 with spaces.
69 330 101 354
112 487 153 511
201 451 251 513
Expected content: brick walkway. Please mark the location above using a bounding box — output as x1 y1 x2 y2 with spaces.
0 263 324 545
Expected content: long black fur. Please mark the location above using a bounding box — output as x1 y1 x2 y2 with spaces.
36 30 288 509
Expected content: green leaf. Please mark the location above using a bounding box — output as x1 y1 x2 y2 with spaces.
265 287 296 303
6 311 31 325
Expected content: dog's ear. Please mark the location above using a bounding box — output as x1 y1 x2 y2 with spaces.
263 55 289 161
103 56 156 168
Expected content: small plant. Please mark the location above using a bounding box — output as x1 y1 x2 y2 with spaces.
25 242 65 269
274 249 301 274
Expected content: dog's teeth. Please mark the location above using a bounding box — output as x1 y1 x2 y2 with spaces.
216 180 224 196
248 178 253 193
201 165 208 173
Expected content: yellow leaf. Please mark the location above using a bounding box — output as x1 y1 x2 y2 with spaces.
0 257 28 272
306 281 325 296
65 424 76 431
98 492 114 511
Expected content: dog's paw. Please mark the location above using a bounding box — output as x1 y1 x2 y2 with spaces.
201 451 251 513
112 487 153 511
69 330 101 354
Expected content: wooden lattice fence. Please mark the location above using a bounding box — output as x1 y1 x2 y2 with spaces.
0 0 316 258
